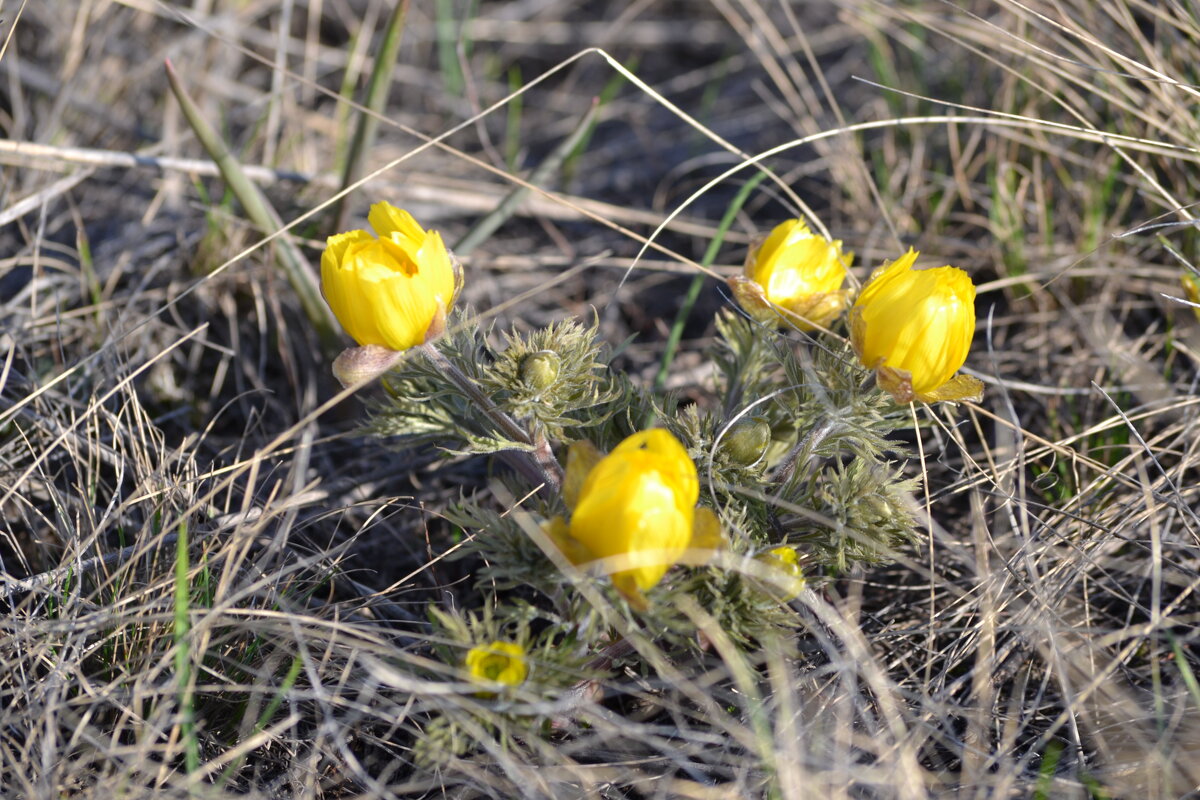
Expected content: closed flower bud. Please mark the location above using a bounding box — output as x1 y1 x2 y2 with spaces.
321 202 461 352
731 219 851 332
863 494 896 520
555 430 722 608
850 249 984 404
519 350 560 390
464 640 527 693
755 545 806 600
720 417 771 465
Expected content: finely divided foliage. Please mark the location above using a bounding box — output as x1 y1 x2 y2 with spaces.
3 1 1200 798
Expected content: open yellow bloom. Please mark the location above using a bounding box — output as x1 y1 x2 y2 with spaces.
464 640 527 690
730 219 851 332
850 249 983 404
321 202 459 351
548 430 723 608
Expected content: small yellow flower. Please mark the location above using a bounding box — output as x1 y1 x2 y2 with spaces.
850 249 983 404
464 640 528 690
729 219 851 332
548 430 723 608
755 545 806 601
321 202 460 351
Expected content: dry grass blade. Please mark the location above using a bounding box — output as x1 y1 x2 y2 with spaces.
163 58 337 347
3 0 1200 797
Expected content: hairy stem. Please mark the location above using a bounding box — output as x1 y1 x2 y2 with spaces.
419 343 564 493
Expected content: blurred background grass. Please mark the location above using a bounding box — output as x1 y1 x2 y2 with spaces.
2 0 1200 797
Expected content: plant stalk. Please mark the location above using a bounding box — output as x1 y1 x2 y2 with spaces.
419 343 563 494
164 59 338 348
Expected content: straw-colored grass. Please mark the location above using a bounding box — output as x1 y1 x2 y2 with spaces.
2 1 1199 797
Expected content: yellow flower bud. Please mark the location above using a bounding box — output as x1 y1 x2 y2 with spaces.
320 202 460 351
756 545 806 600
732 219 851 331
561 430 721 607
464 640 527 691
850 249 984 404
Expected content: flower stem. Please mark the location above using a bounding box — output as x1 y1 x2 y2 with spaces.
419 343 563 493
772 418 837 487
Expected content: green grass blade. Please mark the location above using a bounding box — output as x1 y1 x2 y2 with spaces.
1032 740 1064 800
164 59 338 349
331 0 411 233
217 655 304 787
1170 633 1200 709
173 520 199 776
560 58 635 182
453 99 600 257
435 0 466 97
504 64 524 172
652 171 767 393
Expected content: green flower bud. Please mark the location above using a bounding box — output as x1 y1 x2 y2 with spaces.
520 350 560 390
720 417 771 465
863 494 897 521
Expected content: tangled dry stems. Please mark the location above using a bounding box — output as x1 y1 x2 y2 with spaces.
2 0 1200 797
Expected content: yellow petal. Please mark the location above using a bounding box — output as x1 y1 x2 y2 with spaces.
464 640 528 690
320 206 462 352
740 219 850 331
755 546 806 601
851 249 978 402
350 241 438 350
679 506 725 566
321 228 374 275
607 429 698 510
418 230 457 307
726 276 778 326
321 236 392 347
544 515 593 565
917 373 984 404
747 219 813 286
571 465 692 590
568 429 699 592
368 201 426 245
563 440 605 511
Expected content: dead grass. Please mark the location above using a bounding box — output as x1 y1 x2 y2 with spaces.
2 0 1200 797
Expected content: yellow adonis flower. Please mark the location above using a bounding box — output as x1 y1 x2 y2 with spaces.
850 249 984 404
729 218 851 332
320 201 460 352
464 640 528 692
755 545 806 601
546 430 723 609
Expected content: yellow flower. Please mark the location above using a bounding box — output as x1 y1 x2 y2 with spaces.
547 430 723 609
321 202 459 351
850 249 983 404
729 219 851 332
755 545 806 601
464 640 527 690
